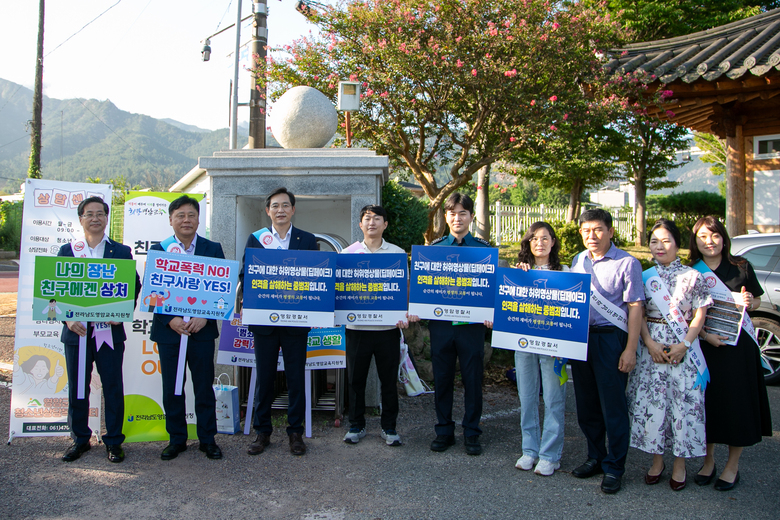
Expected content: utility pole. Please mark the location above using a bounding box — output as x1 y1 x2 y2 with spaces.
29 0 45 179
248 0 268 148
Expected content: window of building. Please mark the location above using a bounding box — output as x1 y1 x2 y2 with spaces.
754 134 780 159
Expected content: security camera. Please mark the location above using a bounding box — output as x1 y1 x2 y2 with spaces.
202 39 211 62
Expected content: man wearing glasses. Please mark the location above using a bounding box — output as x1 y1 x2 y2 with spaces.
570 209 644 494
240 187 318 456
59 196 141 463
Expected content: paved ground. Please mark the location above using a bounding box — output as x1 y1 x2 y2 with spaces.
1 308 779 518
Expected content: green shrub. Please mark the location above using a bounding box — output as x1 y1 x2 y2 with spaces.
0 201 22 254
550 220 585 265
381 180 428 252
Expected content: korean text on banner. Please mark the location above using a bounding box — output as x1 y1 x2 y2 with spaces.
491 268 591 361
9 179 110 441
335 253 408 326
408 245 498 323
242 248 337 328
141 249 238 321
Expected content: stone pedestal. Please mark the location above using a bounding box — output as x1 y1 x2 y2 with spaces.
195 148 390 409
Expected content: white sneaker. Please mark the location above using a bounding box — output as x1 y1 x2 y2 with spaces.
534 459 561 476
343 428 366 444
381 429 402 446
515 454 539 470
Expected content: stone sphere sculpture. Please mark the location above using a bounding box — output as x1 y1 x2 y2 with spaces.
271 86 338 148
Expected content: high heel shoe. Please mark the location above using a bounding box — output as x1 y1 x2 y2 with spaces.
670 470 687 491
694 464 717 486
714 471 740 491
645 463 665 485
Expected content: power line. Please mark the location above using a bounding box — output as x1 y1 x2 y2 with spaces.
45 0 123 58
0 135 28 150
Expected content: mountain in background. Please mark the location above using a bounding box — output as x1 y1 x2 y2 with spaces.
0 78 278 193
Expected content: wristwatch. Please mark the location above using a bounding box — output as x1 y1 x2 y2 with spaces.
683 339 691 349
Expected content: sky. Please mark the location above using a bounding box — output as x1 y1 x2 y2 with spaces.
2 0 324 131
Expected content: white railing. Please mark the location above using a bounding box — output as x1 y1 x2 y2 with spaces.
470 201 641 244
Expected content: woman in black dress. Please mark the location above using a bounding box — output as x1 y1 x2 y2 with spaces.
689 216 772 491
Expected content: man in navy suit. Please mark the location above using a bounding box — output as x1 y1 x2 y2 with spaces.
149 195 225 461
59 196 141 463
241 187 318 456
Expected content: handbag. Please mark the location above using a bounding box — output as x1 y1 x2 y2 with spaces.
398 337 432 396
213 373 241 434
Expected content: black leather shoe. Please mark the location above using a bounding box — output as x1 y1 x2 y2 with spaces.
62 442 91 462
645 463 664 485
247 433 271 455
106 444 125 463
694 464 717 486
714 471 740 491
464 436 482 456
289 433 306 456
572 458 603 479
601 473 622 494
160 443 187 460
430 434 456 452
199 442 223 460
670 470 687 491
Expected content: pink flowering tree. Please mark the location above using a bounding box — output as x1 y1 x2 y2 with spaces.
256 0 623 242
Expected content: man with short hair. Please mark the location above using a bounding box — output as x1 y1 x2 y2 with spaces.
342 205 408 447
241 187 318 456
426 193 491 456
570 208 644 494
59 196 141 463
150 195 225 461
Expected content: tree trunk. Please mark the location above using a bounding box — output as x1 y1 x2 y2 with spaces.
28 0 45 179
567 178 582 222
474 164 491 241
424 206 446 244
634 171 647 246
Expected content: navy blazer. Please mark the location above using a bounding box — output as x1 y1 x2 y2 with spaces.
239 226 318 336
58 238 142 346
149 235 226 344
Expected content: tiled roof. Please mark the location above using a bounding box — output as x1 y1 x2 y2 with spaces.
605 8 780 83
603 9 780 137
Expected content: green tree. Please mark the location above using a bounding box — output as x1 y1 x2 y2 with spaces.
586 0 778 41
381 179 429 251
694 131 728 197
259 0 623 242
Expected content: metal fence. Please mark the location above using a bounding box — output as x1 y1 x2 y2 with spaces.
470 201 643 244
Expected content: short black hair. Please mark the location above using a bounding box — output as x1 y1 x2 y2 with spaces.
266 187 296 208
359 204 388 222
579 208 613 229
444 192 474 214
169 195 200 215
77 196 109 217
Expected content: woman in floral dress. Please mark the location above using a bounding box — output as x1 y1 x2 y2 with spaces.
627 219 712 491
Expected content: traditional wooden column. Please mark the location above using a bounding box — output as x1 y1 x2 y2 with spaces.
725 120 747 236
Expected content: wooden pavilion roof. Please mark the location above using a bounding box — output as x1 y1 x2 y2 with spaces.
603 8 780 138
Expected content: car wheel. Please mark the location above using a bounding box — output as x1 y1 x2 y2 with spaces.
752 317 780 385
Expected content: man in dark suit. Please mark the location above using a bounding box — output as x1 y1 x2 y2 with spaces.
59 196 141 463
149 195 225 461
240 187 318 456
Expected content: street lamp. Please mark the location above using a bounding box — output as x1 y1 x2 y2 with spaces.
201 38 211 62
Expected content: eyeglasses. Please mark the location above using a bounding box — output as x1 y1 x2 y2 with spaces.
269 203 292 210
81 212 106 220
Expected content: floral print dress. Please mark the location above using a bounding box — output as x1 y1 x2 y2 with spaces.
626 259 713 458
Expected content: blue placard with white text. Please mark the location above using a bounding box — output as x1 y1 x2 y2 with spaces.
141 250 238 320
242 248 336 327
491 267 591 361
335 253 408 326
408 245 498 323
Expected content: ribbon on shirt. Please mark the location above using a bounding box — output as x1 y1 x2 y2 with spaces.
72 238 98 399
589 286 629 333
643 267 709 391
160 235 185 254
252 228 284 250
552 357 568 386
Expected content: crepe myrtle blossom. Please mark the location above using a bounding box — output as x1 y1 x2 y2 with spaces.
549 95 557 102
472 69 477 76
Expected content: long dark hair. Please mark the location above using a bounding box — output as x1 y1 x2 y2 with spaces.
517 221 562 271
688 216 746 267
